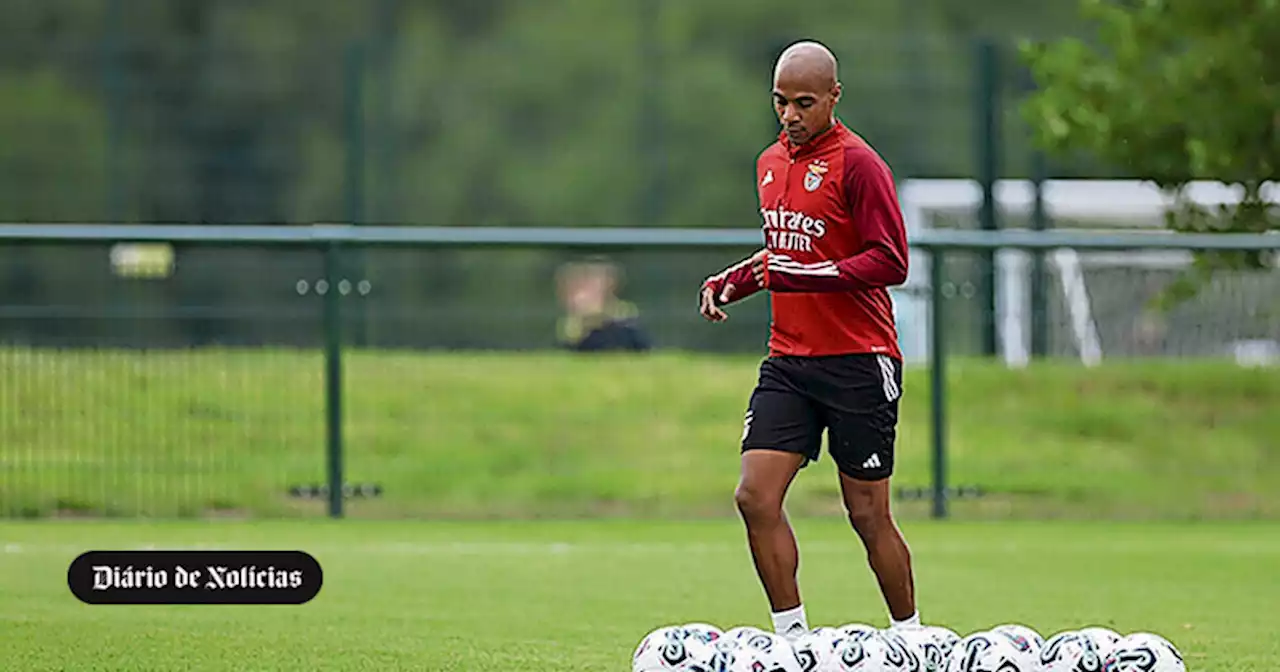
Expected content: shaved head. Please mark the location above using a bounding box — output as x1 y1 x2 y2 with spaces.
773 41 839 93
770 41 841 146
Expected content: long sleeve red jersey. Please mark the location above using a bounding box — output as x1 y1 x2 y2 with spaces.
704 121 909 359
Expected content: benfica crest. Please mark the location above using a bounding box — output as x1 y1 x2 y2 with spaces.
804 160 829 192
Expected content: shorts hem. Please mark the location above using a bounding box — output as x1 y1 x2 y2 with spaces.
836 466 893 482
740 443 818 464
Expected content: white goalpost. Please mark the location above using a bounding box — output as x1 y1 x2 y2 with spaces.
895 178 1280 367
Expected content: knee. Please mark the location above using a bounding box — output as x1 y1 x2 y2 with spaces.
847 507 893 540
735 483 781 523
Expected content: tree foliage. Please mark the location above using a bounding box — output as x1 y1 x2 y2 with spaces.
1021 0 1280 237
1022 0 1280 307
0 0 1088 227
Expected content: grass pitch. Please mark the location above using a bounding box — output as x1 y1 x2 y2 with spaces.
0 519 1276 671
3 349 1279 519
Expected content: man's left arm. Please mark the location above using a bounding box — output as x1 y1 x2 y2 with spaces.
758 153 909 293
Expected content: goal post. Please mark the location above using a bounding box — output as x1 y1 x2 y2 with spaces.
898 178 1280 368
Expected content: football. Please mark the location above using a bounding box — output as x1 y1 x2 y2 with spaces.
921 626 962 659
990 624 1044 652
634 625 710 672
809 626 846 641
1102 633 1186 672
739 631 795 655
944 631 1031 672
724 631 803 672
1039 630 1109 672
989 623 1044 668
830 630 923 672
837 623 880 642
724 626 769 642
792 628 848 672
682 623 724 644
1077 627 1122 657
634 623 1185 672
892 626 948 672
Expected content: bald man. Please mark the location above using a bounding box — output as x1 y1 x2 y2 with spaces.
699 41 919 639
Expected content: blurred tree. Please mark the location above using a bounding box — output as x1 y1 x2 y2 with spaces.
927 0 1085 38
1021 0 1280 302
0 0 1097 227
0 69 107 221
1022 0 1279 230
0 69 114 345
0 0 1101 350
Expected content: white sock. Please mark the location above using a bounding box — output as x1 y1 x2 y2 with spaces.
890 611 921 629
772 604 808 640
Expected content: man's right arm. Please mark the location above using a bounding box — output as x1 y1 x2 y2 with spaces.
699 249 766 322
703 249 766 305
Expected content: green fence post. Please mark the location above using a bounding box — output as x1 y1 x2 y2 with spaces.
1030 150 1050 358
324 242 346 519
974 39 1001 358
930 248 948 520
345 42 368 348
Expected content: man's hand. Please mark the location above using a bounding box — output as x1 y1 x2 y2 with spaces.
699 250 769 323
699 283 731 322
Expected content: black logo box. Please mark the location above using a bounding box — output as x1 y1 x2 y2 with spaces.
68 550 322 605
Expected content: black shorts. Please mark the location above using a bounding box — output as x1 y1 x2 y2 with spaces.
740 353 903 481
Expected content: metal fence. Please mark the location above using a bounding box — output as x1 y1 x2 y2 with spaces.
2 224 1276 520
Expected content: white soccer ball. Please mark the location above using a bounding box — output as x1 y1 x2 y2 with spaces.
1038 630 1109 672
682 623 725 645
893 627 948 672
1102 633 1186 672
921 626 962 659
792 628 848 672
944 631 1030 672
837 623 880 642
990 624 1044 654
634 625 713 672
881 630 927 672
830 631 923 672
684 637 739 672
725 631 803 672
989 624 1044 668
739 631 797 655
724 626 769 642
809 626 846 641
1077 627 1122 657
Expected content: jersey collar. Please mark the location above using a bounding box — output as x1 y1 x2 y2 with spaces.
780 119 846 159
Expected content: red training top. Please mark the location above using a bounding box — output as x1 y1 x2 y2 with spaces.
704 120 909 359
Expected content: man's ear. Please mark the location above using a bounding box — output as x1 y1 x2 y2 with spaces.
831 81 842 105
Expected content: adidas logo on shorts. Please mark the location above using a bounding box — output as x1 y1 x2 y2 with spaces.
862 453 882 470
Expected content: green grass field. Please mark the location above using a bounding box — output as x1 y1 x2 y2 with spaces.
0 519 1275 671
3 349 1279 519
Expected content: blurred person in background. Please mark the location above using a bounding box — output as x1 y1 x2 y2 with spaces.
556 257 652 353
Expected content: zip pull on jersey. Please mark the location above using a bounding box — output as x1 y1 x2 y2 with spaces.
754 120 909 359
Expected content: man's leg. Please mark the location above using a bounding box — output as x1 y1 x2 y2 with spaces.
839 474 917 625
736 357 823 639
819 353 918 626
735 449 807 619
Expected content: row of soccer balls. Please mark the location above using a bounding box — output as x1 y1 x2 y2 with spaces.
633 621 1186 672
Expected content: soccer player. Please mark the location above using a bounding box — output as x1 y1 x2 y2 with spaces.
698 40 918 640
